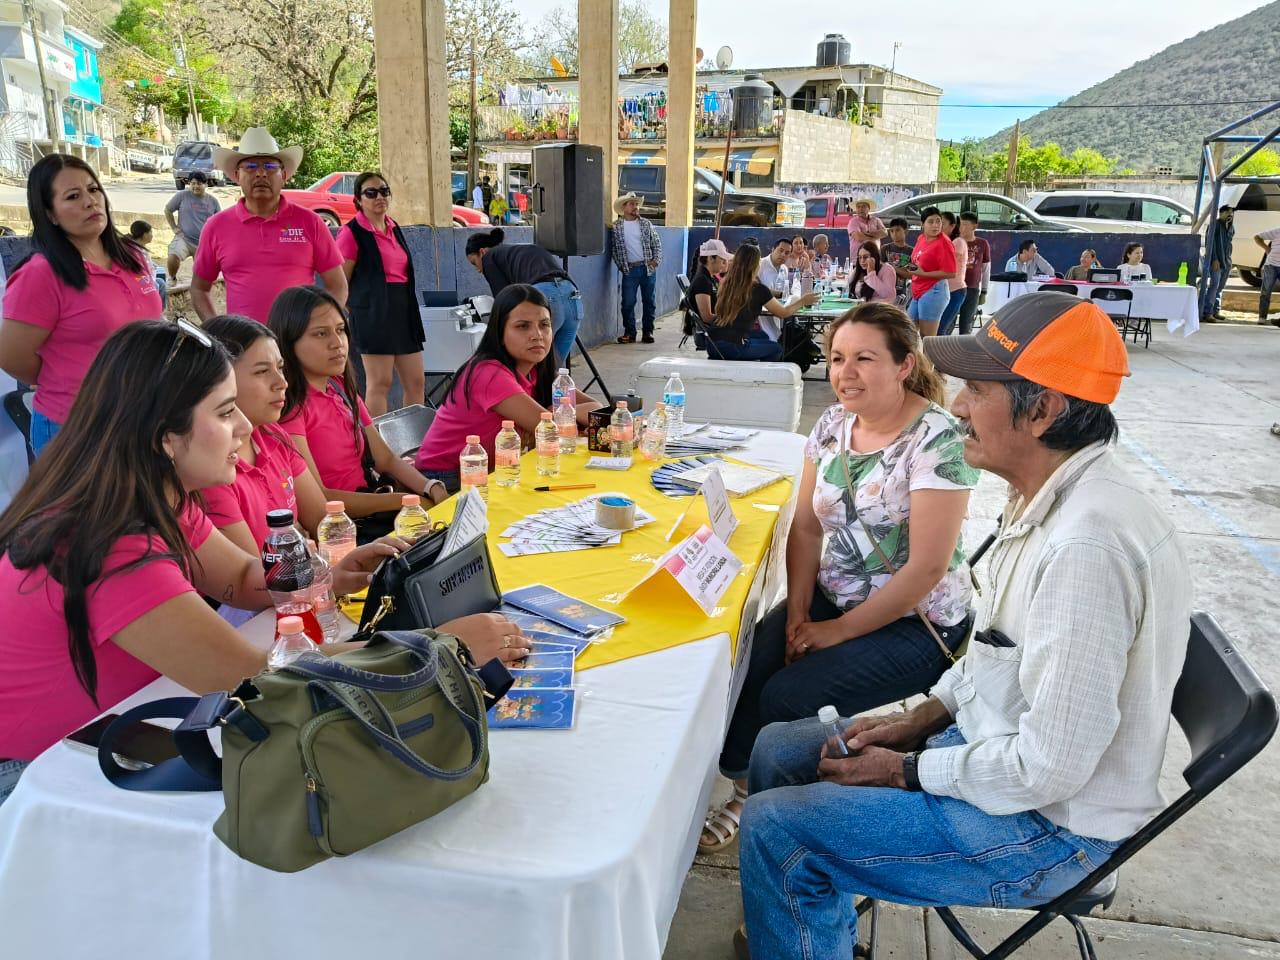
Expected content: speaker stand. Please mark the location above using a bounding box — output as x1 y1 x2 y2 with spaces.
560 255 613 404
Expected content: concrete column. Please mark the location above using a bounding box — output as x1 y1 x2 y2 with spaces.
665 0 697 226
578 0 619 223
372 0 453 227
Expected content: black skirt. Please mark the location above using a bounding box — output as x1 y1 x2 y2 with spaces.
350 282 425 356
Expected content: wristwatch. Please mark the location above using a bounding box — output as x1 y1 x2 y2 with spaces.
902 751 923 792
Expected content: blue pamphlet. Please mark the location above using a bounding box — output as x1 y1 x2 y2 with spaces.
502 585 625 635
509 667 574 689
488 688 578 729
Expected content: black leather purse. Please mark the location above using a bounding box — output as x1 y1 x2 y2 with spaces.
357 526 502 637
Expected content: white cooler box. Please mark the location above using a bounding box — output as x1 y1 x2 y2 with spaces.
634 356 803 433
421 306 486 374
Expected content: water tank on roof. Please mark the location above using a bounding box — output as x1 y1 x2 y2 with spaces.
816 33 852 67
732 75 774 134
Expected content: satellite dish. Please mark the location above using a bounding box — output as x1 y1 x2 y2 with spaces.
715 45 734 70
695 47 704 63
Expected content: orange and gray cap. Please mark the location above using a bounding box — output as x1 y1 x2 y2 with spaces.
922 291 1130 404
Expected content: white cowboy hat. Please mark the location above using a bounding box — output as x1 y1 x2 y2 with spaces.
213 127 304 182
613 192 644 216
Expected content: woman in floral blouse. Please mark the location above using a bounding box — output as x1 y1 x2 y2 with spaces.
700 301 978 852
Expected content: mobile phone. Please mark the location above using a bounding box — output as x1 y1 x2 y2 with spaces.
63 714 180 768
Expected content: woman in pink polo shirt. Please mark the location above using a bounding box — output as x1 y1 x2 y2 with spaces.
415 285 601 491
271 287 444 537
337 172 426 417
0 321 530 800
0 154 163 455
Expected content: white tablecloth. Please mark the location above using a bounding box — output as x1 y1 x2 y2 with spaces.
987 280 1200 336
0 431 806 960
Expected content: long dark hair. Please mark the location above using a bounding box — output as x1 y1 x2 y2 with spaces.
1122 242 1144 264
850 240 884 293
465 227 505 257
445 284 555 408
24 153 147 290
269 286 364 452
715 243 763 329
351 171 388 216
204 313 277 360
0 321 232 701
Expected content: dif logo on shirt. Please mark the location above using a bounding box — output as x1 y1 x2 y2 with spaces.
137 272 158 295
279 227 308 244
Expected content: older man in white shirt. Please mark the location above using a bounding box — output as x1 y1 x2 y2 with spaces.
734 291 1191 960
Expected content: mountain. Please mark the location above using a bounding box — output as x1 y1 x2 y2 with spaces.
979 2 1280 173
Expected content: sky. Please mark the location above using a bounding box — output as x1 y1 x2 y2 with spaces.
512 0 1273 141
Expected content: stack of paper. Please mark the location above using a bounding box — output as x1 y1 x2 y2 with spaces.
488 586 627 730
651 455 724 497
664 424 758 457
497 492 656 556
670 461 785 496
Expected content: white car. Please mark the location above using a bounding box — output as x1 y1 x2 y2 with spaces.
1217 181 1280 287
1026 191 1194 234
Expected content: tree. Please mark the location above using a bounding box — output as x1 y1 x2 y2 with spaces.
444 0 531 108
524 1 668 75
1232 148 1280 177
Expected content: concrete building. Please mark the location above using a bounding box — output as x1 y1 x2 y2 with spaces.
61 24 107 170
475 52 941 192
0 0 77 169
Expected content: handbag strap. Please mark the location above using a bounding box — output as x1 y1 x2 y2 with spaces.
328 376 380 490
98 697 225 792
838 414 957 664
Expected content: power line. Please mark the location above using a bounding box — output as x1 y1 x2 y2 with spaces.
932 99 1277 109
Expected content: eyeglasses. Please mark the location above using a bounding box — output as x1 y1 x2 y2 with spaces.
161 316 214 374
239 161 283 174
360 186 392 199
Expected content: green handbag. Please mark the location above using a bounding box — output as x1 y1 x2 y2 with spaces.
98 629 491 873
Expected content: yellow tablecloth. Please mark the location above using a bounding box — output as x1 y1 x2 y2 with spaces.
355 449 793 671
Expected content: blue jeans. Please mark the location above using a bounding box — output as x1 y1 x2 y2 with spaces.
710 337 783 361
907 281 949 324
423 468 461 495
30 409 60 455
937 288 968 336
1259 264 1278 318
620 264 656 338
533 278 584 366
720 594 968 778
0 758 29 808
1202 265 1230 316
740 724 1121 959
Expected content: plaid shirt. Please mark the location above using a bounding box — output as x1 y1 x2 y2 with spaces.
610 216 662 274
919 443 1191 841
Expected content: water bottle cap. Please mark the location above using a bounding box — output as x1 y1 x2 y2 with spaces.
616 400 628 410
654 402 665 410
265 508 295 528
279 616 305 635
466 435 480 443
817 705 839 724
402 494 421 506
557 367 569 375
540 411 553 419
324 500 345 513
501 420 514 429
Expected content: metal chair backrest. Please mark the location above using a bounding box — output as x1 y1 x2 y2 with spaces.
371 403 436 460
676 273 691 297
1089 287 1133 303
1037 283 1078 297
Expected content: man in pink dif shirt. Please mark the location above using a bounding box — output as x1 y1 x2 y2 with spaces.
846 197 888 248
191 127 347 323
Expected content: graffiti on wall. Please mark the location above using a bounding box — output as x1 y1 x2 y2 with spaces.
775 183 927 207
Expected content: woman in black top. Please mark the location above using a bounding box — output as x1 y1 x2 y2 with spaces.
688 238 731 327
337 171 425 416
465 229 582 365
706 244 818 362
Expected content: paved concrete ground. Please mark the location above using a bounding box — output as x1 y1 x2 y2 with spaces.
575 311 1280 959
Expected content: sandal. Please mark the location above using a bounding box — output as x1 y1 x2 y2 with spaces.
617 335 635 344
698 783 748 853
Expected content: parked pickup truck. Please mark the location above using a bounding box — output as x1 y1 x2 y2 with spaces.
616 165 805 226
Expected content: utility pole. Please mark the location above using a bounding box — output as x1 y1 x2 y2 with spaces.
22 0 60 153
1004 119 1020 198
467 37 478 201
175 25 201 139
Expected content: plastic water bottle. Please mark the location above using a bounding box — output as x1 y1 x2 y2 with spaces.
818 705 849 757
551 367 576 410
394 494 432 539
639 401 668 461
459 434 489 501
535 411 560 476
800 266 814 296
662 372 686 438
554 395 578 454
610 400 635 458
316 501 356 566
261 509 323 646
775 265 788 297
305 540 341 644
1177 261 1189 285
495 419 521 488
267 615 318 671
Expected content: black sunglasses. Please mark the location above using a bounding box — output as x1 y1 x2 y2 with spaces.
161 316 213 373
360 186 392 199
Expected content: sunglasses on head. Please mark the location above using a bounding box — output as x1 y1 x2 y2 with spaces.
161 316 213 373
360 186 392 199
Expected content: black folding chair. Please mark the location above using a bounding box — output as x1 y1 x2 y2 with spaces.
676 273 696 350
1037 282 1078 297
371 403 435 460
1089 288 1139 346
861 610 1277 960
3 386 35 465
